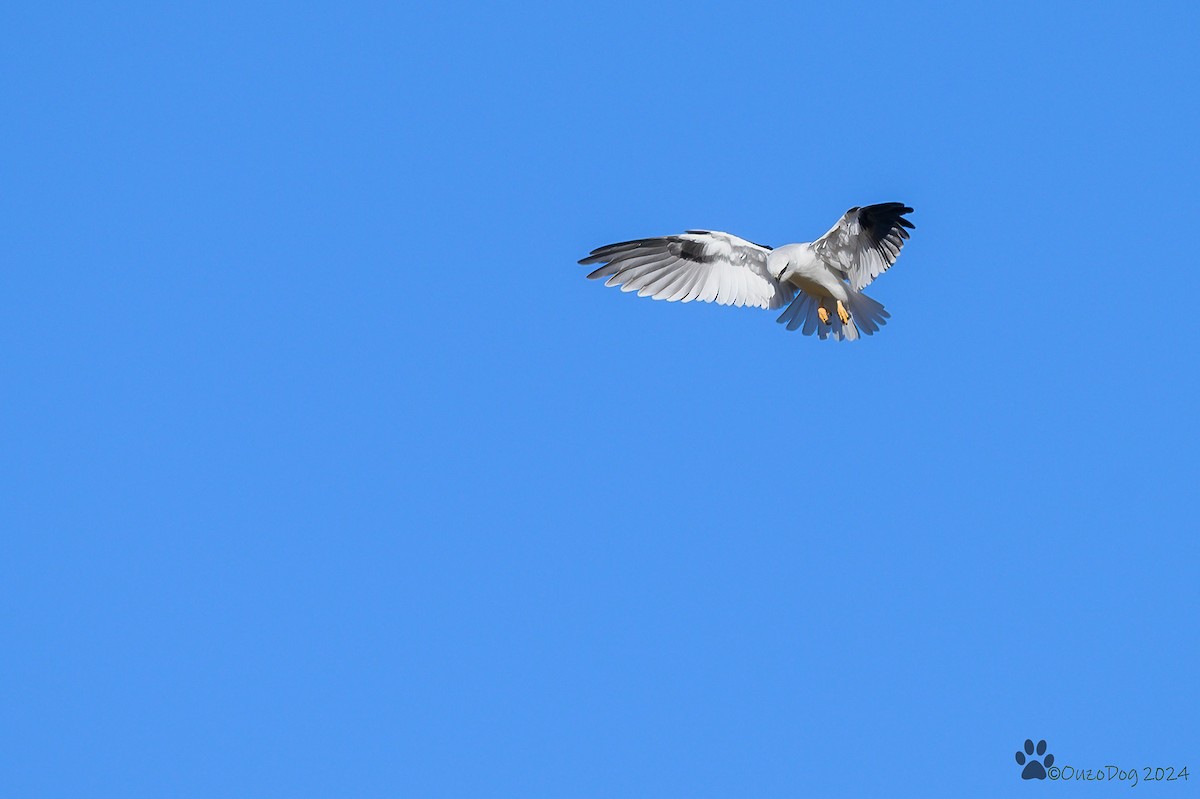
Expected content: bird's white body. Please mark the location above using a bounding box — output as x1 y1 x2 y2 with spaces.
769 243 850 304
579 203 915 341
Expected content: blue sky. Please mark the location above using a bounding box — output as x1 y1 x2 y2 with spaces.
3 1 1198 796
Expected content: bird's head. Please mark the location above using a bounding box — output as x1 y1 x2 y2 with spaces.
766 249 790 282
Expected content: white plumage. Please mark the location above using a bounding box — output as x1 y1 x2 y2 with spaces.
579 202 914 341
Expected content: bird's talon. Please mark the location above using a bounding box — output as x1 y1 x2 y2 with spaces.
817 307 830 325
836 300 851 325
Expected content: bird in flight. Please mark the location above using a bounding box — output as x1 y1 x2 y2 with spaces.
578 203 915 341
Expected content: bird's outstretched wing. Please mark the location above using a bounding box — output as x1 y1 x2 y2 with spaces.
813 203 915 291
579 230 796 310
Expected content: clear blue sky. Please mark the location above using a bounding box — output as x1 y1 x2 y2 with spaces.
3 2 1198 796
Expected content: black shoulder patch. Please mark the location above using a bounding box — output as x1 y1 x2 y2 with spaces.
677 239 710 263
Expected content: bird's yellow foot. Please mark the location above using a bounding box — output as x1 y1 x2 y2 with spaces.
836 299 851 325
817 306 830 325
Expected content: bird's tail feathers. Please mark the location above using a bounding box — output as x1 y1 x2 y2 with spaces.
775 290 889 341
845 290 889 337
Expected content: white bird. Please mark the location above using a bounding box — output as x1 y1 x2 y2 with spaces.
578 203 915 341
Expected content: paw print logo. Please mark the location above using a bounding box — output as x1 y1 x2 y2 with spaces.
1015 739 1054 780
